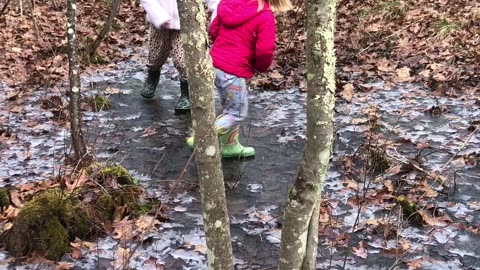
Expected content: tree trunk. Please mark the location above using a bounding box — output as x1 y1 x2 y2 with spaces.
67 0 87 163
278 0 337 269
88 0 122 58
177 1 234 270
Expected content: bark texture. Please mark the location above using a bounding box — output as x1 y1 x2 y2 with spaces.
278 0 337 269
177 1 234 269
88 0 122 58
67 0 87 163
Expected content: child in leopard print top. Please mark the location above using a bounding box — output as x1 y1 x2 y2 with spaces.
140 0 219 114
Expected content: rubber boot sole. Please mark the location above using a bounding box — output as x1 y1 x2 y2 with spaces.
140 92 155 99
174 107 190 114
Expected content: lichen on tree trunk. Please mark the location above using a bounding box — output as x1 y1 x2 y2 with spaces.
278 0 337 269
66 0 87 163
177 1 234 269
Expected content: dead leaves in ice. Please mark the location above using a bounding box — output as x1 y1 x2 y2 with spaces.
352 240 368 259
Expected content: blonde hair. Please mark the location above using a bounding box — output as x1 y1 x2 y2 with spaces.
265 0 293 13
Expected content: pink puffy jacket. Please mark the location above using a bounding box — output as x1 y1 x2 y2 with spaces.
141 0 219 30
210 0 276 78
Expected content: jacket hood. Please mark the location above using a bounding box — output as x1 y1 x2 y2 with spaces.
217 0 269 27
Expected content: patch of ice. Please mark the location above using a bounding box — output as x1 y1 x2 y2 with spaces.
247 183 263 193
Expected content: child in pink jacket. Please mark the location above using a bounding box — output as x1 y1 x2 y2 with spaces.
140 0 219 114
187 0 292 158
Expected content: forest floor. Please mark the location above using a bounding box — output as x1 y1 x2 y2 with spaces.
0 0 479 269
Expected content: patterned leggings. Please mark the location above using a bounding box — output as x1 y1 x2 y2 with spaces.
147 25 187 79
214 68 249 131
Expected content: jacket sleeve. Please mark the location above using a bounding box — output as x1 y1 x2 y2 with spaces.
254 12 276 73
210 16 221 43
141 0 171 28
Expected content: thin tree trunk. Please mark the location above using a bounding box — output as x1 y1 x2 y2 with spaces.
67 0 87 163
278 0 337 269
88 0 122 58
177 1 234 269
302 199 321 270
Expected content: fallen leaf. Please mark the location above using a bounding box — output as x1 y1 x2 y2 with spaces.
351 118 369 125
55 262 72 270
70 247 82 259
144 256 165 270
377 58 394 72
112 247 132 269
141 127 157 137
352 240 367 259
399 239 410 251
418 209 451 227
105 86 122 95
395 67 414 82
10 106 22 113
9 190 23 208
407 258 424 269
384 180 395 192
113 205 127 223
112 218 134 241
135 215 160 234
194 245 207 254
269 70 284 79
2 206 20 219
344 179 358 189
340 83 354 102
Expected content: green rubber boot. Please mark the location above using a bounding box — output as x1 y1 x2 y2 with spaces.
174 79 191 114
186 127 255 158
140 69 160 98
186 128 227 149
186 135 195 149
186 115 231 149
220 127 255 158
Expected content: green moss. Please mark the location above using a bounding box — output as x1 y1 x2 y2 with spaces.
40 219 69 260
5 189 92 260
0 189 9 211
3 163 149 260
101 164 136 185
397 195 419 220
97 193 115 221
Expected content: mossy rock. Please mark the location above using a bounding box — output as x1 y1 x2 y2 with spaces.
101 164 136 185
97 192 116 222
40 219 69 260
5 189 92 260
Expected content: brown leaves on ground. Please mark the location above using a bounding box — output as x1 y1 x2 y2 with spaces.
0 0 147 88
262 0 479 95
336 0 480 94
